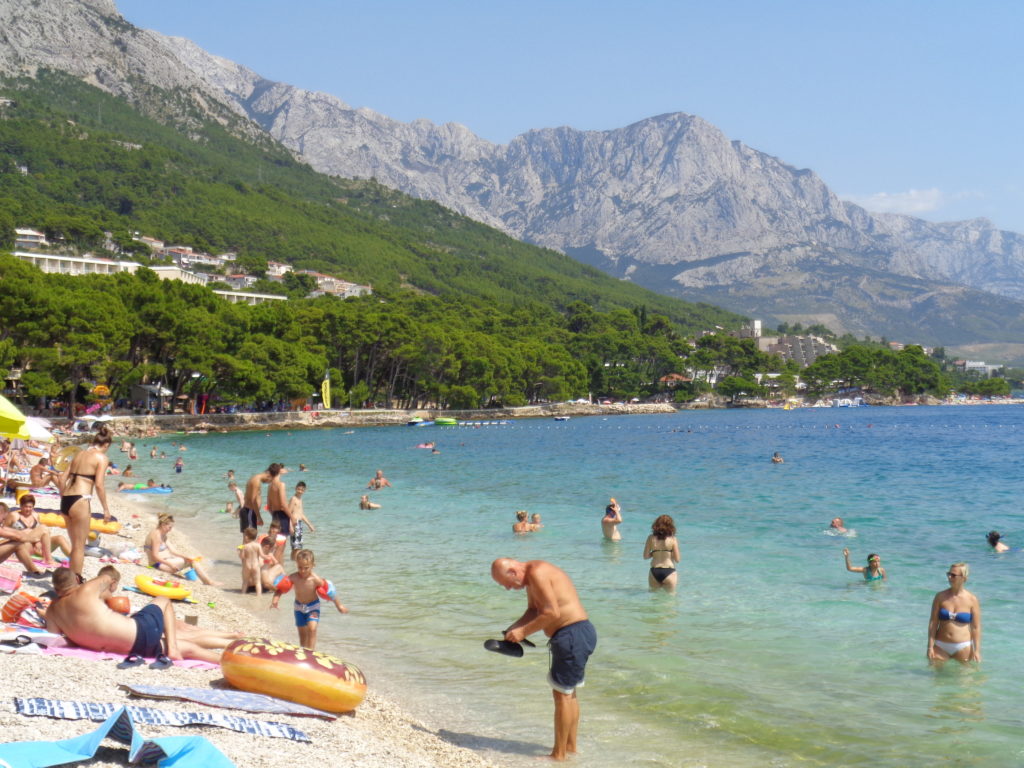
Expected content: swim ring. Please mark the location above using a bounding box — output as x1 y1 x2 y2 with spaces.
38 513 121 535
120 485 173 494
52 446 81 472
134 574 191 601
221 638 367 713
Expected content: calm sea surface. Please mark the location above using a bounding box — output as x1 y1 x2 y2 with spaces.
135 405 1024 767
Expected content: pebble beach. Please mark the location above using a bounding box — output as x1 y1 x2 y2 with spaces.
0 491 502 768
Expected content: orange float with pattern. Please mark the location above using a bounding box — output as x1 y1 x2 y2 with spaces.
220 637 367 713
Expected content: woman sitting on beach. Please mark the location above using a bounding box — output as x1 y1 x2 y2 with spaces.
927 562 981 664
843 548 886 581
643 514 680 591
60 424 113 582
145 513 221 586
987 530 1011 553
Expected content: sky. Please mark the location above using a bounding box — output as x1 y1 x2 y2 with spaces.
116 0 1024 232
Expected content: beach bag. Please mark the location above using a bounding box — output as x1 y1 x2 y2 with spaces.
0 564 22 595
2 591 43 627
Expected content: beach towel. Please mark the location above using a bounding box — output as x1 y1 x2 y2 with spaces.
119 684 337 720
41 645 217 669
13 697 311 743
0 563 22 593
0 704 235 767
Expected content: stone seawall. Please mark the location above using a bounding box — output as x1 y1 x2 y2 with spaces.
109 402 680 437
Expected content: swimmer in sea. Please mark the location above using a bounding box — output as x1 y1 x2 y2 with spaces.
359 495 381 510
771 452 784 464
512 510 532 534
987 530 1010 553
830 517 848 534
643 514 680 591
530 513 543 530
602 498 622 541
367 469 392 489
843 548 885 581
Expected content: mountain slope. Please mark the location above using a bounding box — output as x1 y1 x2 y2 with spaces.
5 0 1024 345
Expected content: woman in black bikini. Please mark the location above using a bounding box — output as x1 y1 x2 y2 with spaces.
60 425 113 581
643 514 680 591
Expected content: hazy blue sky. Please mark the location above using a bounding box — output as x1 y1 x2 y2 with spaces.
117 0 1024 232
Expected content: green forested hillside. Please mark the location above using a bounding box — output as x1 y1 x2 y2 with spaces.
0 71 740 330
0 72 759 408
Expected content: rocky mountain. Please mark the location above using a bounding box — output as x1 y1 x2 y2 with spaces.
5 0 1024 348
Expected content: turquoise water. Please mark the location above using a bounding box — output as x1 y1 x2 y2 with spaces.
139 407 1024 767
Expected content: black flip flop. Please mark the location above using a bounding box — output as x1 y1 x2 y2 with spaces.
117 654 145 669
149 654 173 670
484 639 524 657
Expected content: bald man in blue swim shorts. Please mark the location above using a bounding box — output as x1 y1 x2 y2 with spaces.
492 557 597 761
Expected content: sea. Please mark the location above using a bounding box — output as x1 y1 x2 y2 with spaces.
124 405 1024 767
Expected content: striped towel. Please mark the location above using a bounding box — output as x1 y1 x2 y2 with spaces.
14 697 311 742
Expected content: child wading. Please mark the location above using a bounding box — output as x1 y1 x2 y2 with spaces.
270 549 347 650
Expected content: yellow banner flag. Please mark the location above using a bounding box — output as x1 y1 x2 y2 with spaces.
321 370 331 409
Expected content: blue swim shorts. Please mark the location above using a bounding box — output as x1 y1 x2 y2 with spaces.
548 619 597 694
129 603 165 658
294 598 321 628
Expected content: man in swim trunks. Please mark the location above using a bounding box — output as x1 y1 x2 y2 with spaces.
240 464 279 539
491 558 597 761
602 498 622 541
43 569 227 663
267 463 291 538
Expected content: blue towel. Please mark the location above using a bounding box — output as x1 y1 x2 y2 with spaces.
0 705 235 767
119 683 337 719
12 697 311 742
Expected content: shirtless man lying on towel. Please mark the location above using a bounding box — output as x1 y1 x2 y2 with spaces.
44 566 240 664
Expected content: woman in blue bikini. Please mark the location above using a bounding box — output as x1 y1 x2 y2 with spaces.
643 514 680 591
927 562 981 664
843 548 886 581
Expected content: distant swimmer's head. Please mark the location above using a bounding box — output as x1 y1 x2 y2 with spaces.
867 553 880 565
515 510 528 522
987 531 1002 547
830 517 845 529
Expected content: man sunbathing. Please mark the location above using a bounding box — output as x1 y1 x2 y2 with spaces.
44 567 240 665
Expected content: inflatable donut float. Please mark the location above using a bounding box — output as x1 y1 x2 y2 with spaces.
134 574 191 601
38 512 121 534
221 638 367 713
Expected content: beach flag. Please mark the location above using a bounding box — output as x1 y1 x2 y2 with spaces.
321 369 331 410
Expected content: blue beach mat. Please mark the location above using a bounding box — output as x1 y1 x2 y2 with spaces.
12 697 311 742
0 704 234 767
119 683 337 719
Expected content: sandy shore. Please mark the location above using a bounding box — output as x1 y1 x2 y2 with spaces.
1 490 502 768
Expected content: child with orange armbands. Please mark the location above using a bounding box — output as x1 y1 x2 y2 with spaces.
269 549 347 650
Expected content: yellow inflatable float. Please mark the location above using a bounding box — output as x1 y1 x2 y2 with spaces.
134 574 191 601
38 513 121 535
221 638 367 713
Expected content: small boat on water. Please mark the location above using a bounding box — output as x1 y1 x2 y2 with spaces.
553 416 570 421
406 417 425 426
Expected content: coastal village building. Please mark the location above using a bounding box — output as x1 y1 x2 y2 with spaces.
212 290 288 306
12 251 140 276
733 320 838 367
150 265 209 286
14 228 48 250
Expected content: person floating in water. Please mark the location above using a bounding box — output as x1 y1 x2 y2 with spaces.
843 548 885 581
359 495 381 510
771 452 784 464
367 469 392 489
530 513 543 531
512 510 532 534
987 530 1010 552
830 517 848 534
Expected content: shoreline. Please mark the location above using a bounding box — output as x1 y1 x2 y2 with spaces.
1 489 502 768
80 398 1024 439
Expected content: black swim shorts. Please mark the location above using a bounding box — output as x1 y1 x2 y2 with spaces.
128 603 165 658
548 619 597 694
238 507 258 533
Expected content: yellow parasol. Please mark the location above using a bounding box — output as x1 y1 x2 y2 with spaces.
0 394 27 438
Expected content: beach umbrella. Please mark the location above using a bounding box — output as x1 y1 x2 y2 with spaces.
0 394 27 438
20 416 55 443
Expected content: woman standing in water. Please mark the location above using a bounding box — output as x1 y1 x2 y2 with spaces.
60 425 113 581
643 514 680 591
927 562 981 664
843 548 886 581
